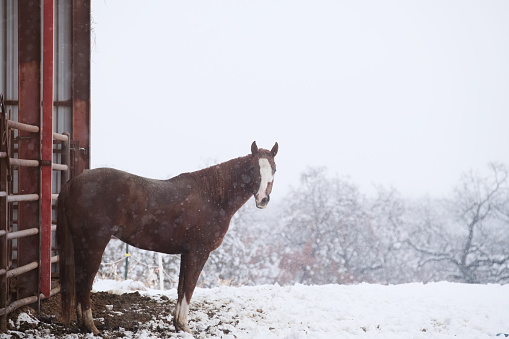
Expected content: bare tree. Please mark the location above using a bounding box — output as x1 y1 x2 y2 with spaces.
99 163 509 286
409 163 509 283
365 186 415 284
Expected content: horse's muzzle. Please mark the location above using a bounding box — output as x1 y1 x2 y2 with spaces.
255 194 270 209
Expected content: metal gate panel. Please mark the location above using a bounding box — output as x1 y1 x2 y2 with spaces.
0 0 90 331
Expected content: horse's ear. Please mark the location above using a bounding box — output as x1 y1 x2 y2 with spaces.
271 142 278 157
251 141 258 155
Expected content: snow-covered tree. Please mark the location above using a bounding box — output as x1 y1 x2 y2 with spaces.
275 168 406 285
408 163 509 283
97 163 509 287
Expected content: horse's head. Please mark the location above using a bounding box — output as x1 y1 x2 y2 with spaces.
249 141 278 209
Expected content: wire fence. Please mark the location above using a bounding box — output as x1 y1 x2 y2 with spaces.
98 240 180 290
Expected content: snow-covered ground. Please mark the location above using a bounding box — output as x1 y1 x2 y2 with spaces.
94 279 509 339
6 279 509 338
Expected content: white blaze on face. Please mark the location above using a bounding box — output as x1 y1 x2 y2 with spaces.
256 158 274 208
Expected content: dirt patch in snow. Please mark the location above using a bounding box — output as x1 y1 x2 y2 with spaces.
5 292 182 338
5 291 242 338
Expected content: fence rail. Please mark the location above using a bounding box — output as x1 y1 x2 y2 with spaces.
0 286 60 317
0 227 39 240
8 158 39 167
6 120 39 133
0 93 71 329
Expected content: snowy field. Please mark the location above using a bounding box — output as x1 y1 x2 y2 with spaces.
6 279 509 338
96 280 509 339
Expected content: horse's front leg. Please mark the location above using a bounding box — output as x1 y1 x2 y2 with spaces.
174 250 210 333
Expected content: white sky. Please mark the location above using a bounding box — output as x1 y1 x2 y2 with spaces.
90 1 509 201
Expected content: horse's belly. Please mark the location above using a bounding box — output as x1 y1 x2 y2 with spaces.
123 236 185 255
117 217 190 254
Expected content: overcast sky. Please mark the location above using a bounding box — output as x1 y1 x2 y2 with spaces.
90 1 509 202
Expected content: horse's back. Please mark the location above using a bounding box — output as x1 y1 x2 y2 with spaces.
60 167 192 204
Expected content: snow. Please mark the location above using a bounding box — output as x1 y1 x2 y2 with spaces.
90 279 509 339
15 312 39 328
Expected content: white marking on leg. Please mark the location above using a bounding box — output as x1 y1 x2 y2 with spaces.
76 302 82 323
83 307 100 335
176 296 189 325
256 158 274 208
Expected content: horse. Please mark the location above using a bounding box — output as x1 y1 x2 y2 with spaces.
56 141 278 334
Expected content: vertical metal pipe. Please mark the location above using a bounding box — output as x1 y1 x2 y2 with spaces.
0 2 5 95
40 0 54 299
62 132 71 183
17 0 41 303
0 96 9 331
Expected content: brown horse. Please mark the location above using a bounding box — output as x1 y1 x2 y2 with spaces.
57 141 278 334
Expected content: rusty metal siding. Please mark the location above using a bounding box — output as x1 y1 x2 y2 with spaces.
55 0 72 134
17 0 41 303
0 0 91 326
72 0 91 174
0 1 87 155
0 0 19 116
53 0 73 194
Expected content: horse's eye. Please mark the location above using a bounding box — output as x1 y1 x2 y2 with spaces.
250 167 255 173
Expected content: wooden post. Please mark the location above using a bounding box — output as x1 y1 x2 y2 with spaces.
125 244 129 280
158 253 164 290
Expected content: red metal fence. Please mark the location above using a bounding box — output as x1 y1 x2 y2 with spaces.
0 0 90 331
0 93 70 330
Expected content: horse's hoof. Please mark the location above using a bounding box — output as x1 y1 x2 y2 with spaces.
174 320 191 333
79 324 100 336
81 324 100 335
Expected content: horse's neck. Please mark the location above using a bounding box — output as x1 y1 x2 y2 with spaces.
195 155 253 213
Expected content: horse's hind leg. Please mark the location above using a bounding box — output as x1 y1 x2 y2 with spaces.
73 234 110 335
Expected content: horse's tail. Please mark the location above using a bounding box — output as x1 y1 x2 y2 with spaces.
56 187 75 324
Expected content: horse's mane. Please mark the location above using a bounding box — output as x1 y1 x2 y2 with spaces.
190 155 252 203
